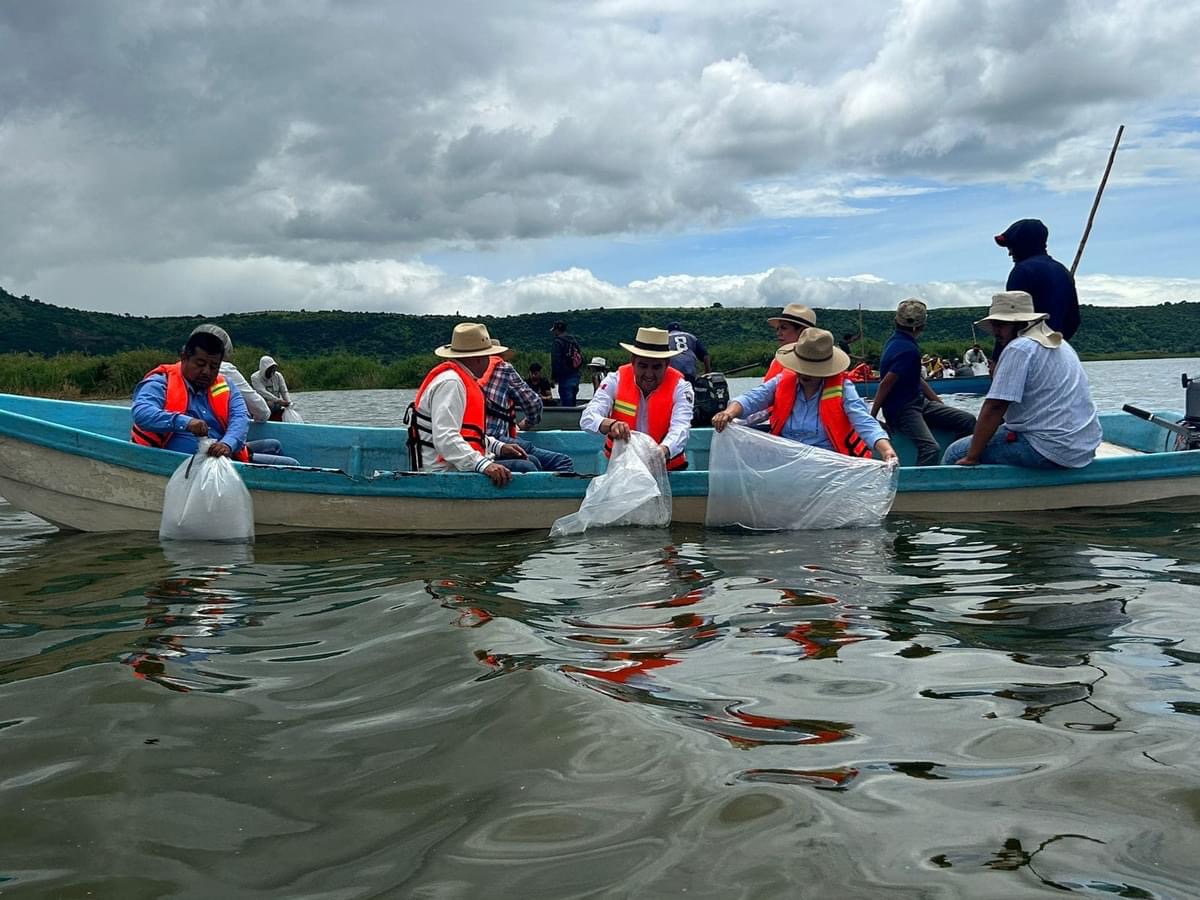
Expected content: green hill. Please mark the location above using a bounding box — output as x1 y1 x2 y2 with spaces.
4 285 1199 359
2 286 1199 397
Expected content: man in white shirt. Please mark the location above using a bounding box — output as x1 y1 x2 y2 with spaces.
942 291 1101 468
406 323 537 486
580 326 695 469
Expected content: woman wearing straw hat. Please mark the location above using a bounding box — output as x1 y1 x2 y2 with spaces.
711 329 897 463
942 291 1099 468
405 323 539 486
580 327 695 469
763 304 817 380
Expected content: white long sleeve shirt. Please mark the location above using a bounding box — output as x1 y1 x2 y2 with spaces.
220 362 271 423
580 370 694 458
416 368 506 473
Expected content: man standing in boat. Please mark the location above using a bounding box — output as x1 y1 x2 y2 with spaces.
131 330 252 462
549 319 584 407
581 326 695 469
995 218 1080 340
406 323 538 486
870 299 977 466
942 292 1100 468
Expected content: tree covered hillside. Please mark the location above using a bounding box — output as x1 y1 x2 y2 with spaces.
2 286 1199 359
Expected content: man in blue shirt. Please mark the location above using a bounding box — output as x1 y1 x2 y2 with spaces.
132 331 296 466
870 298 976 466
995 218 1080 340
666 321 711 383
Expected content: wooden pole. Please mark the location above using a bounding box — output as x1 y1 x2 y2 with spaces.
1070 125 1124 277
858 304 866 364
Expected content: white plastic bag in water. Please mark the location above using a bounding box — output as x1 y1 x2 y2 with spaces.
160 438 255 542
281 405 304 423
550 432 671 535
706 424 897 530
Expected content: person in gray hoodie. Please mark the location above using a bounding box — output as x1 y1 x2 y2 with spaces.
251 355 292 421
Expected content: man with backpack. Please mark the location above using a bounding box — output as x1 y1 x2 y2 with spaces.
550 319 584 406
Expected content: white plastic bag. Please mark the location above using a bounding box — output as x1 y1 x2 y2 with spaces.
705 424 897 530
160 438 255 542
550 432 671 535
281 404 304 423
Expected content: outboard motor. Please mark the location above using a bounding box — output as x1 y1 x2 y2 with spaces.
1122 373 1200 450
692 372 730 427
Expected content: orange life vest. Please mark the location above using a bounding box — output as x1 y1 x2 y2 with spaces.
406 361 488 470
847 362 872 382
604 364 687 470
768 371 872 458
131 363 251 462
764 358 785 381
477 355 517 438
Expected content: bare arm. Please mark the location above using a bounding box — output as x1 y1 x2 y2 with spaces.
869 372 900 418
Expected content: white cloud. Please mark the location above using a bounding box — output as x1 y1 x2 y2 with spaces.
1 0 1199 315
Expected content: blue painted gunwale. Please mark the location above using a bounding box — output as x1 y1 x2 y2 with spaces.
853 374 991 399
2 393 1199 504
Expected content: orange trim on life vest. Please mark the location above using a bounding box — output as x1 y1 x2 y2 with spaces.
131 362 250 462
604 364 687 470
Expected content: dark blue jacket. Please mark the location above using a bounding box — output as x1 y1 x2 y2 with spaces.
998 219 1080 339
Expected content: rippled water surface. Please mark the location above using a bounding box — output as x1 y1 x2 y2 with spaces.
2 358 1200 897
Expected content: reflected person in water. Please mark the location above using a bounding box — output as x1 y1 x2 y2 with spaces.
581 326 695 470
405 323 538 487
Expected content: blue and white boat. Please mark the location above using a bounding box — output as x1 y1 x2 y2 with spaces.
0 393 1196 534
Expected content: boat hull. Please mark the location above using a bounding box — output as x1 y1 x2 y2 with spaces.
2 393 1198 534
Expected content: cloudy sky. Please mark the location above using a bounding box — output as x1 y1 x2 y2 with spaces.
2 0 1199 318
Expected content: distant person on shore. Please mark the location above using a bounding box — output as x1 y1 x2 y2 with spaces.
251 356 293 421
188 324 299 464
526 362 554 403
995 218 1080 340
764 304 817 380
549 320 584 407
666 321 712 384
581 327 694 470
587 357 609 393
131 331 297 466
870 299 976 467
711 329 897 463
942 292 1100 469
405 323 538 486
480 338 574 472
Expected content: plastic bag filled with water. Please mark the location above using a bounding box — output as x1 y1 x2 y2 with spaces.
160 438 255 542
550 432 671 535
706 424 897 530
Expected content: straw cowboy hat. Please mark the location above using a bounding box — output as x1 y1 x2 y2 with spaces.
619 327 683 359
775 328 850 378
588 356 608 368
435 323 508 358
766 303 817 329
976 291 1062 349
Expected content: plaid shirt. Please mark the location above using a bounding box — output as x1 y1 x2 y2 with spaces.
482 360 543 437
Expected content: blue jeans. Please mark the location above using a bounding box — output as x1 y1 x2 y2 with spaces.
558 374 581 407
246 439 300 467
941 425 1062 468
516 438 575 473
494 457 541 473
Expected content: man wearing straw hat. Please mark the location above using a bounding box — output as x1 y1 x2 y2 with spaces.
942 292 1099 468
711 328 898 464
405 323 538 486
763 304 817 380
871 299 976 467
580 327 695 469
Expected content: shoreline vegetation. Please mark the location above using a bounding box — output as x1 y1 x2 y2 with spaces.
1 348 1196 402
2 287 1198 399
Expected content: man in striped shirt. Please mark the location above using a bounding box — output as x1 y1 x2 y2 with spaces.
942 292 1100 468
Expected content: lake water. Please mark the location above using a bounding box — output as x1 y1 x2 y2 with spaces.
2 358 1200 897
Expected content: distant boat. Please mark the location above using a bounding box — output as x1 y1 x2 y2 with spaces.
1 393 1195 534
